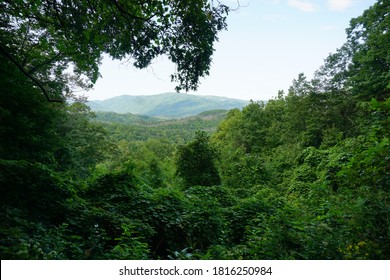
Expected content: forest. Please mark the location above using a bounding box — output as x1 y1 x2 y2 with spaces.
1 1 389 259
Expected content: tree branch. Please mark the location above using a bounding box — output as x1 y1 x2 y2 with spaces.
0 44 63 102
27 51 64 75
108 0 162 22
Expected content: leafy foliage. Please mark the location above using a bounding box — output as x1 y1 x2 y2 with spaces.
1 0 229 95
1 1 389 260
176 131 221 187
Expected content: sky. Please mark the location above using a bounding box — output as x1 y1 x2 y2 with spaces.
85 0 377 101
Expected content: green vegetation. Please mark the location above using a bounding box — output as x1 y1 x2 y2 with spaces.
176 131 221 187
94 109 228 143
1 1 389 260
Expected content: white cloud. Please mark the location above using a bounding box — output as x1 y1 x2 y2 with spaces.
287 0 316 12
328 0 354 11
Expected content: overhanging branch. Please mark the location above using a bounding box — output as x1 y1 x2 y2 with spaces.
0 44 63 103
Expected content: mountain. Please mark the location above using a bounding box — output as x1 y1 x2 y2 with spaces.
88 92 249 118
94 109 228 126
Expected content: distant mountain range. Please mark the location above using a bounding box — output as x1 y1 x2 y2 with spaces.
87 92 249 118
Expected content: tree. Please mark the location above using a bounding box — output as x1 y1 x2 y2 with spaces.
0 59 62 163
346 0 390 101
0 0 229 99
176 131 220 187
54 102 112 178
315 0 390 101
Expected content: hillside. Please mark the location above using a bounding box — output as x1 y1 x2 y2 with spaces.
93 111 161 125
88 92 249 118
93 109 229 143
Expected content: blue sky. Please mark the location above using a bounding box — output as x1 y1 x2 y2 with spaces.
86 0 377 101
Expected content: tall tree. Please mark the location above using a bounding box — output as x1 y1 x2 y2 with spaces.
176 131 220 187
315 0 390 101
347 0 390 100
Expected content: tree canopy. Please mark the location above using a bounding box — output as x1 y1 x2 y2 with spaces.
315 0 390 101
0 0 229 101
176 130 221 187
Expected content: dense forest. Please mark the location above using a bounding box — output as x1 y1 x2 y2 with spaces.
1 1 389 259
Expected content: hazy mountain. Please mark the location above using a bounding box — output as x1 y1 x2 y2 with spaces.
88 92 249 118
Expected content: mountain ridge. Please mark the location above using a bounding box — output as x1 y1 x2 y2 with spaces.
87 92 249 118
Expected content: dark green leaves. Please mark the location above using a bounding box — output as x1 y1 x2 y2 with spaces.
176 131 221 187
1 0 229 97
